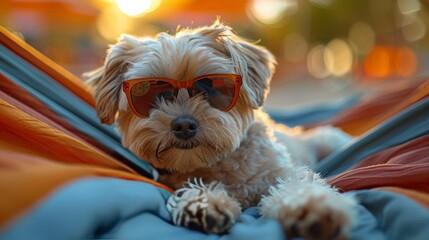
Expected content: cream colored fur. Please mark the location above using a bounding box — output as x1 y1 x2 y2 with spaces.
85 21 357 240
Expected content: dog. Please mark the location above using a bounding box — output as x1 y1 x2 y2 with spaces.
85 21 357 240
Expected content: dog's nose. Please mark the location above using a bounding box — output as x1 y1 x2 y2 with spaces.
171 116 198 140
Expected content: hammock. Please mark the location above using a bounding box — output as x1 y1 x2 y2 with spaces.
1 25 429 240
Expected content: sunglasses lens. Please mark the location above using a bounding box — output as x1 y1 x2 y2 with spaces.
130 81 174 116
192 76 237 110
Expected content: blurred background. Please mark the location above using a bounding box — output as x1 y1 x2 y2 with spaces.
1 0 429 110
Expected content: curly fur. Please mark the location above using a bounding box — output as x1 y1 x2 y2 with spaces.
85 20 357 239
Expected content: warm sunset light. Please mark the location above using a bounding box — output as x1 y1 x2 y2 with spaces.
116 0 161 17
247 0 297 24
97 5 133 41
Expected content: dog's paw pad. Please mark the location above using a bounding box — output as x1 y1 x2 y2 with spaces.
280 193 355 240
184 201 235 233
302 216 343 239
284 212 348 240
167 184 240 234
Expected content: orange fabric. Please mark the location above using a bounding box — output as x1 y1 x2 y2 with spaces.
0 95 173 228
0 76 87 145
0 73 112 153
0 97 130 170
316 79 429 136
0 160 170 228
0 25 95 107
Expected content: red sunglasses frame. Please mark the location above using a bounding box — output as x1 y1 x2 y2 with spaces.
122 74 243 118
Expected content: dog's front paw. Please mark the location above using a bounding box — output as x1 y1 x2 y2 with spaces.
280 194 355 240
260 177 356 240
167 181 241 234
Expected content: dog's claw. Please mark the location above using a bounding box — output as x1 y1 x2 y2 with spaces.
167 183 241 234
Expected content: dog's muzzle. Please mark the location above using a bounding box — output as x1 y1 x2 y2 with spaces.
171 116 199 140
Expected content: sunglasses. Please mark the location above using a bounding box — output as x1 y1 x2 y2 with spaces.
122 74 242 118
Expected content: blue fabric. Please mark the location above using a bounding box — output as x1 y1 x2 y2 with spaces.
0 178 284 240
353 190 429 240
266 94 361 127
2 178 429 240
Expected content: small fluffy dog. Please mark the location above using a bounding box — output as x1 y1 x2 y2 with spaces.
86 21 357 240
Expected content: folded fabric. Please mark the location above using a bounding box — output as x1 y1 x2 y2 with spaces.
315 78 429 136
2 178 429 240
328 134 429 206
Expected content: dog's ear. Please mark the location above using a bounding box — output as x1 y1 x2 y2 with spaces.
229 39 276 108
84 35 142 125
196 22 276 108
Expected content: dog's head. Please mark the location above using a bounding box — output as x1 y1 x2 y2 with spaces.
85 21 276 173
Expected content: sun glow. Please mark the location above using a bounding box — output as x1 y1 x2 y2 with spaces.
116 0 161 17
248 0 298 24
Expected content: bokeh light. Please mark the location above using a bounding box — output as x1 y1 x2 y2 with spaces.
394 47 418 77
116 0 161 17
324 39 353 77
401 14 426 42
397 0 421 15
363 46 391 79
307 45 330 79
247 0 298 25
363 45 417 79
1 0 428 99
348 22 375 55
